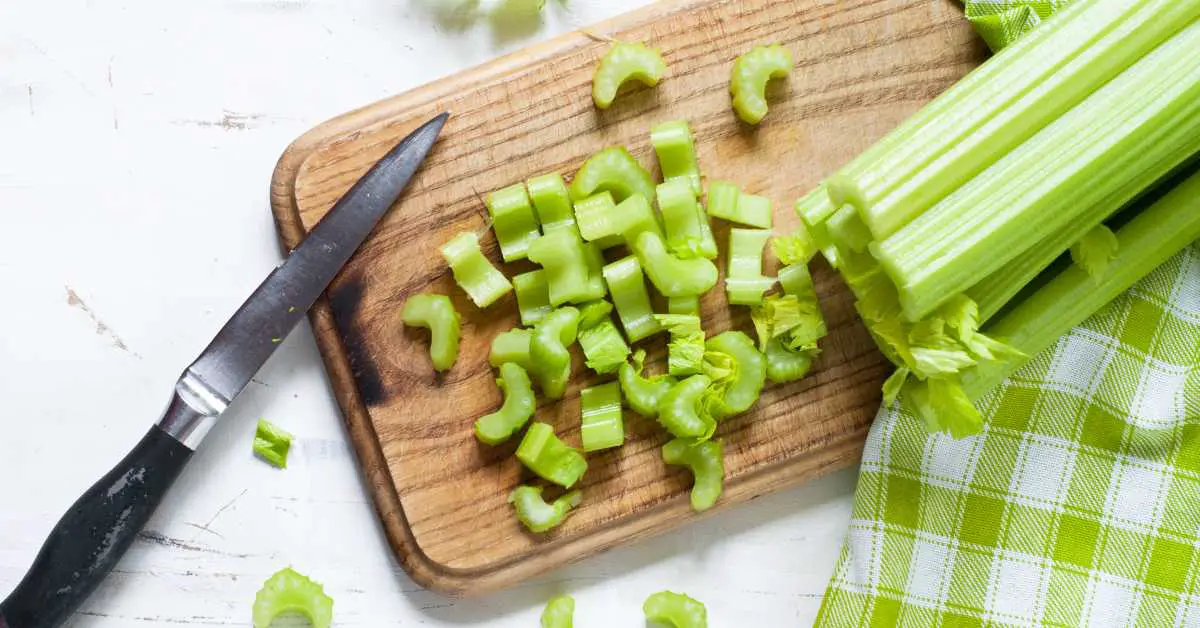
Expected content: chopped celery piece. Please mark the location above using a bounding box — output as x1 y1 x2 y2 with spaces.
765 337 814 383
634 231 719 298
603 255 663 342
1069 224 1119 280
581 241 609 303
569 146 656 204
441 232 513 308
826 205 871 253
541 594 576 628
530 307 580 400
528 172 576 232
875 20 1200 321
253 567 333 628
253 419 292 469
725 228 775 305
516 422 588 488
694 202 719 259
795 186 840 267
704 331 766 418
668 296 700 315
574 192 623 248
643 591 707 628
509 485 581 533
750 294 821 351
962 168 1200 400
490 328 534 372
658 178 717 259
772 228 817 266
611 193 664 244
705 182 738 226
580 381 625 451
656 374 715 439
730 44 793 125
486 183 541 262
778 263 814 297
655 314 706 377
475 362 536 445
528 228 604 306
620 349 676 418
513 270 553 326
651 120 702 194
578 318 630 375
662 438 724 511
401 293 462 371
592 42 667 110
577 299 614 329
838 0 1200 240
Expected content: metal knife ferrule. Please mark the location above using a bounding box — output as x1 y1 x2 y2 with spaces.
156 370 230 450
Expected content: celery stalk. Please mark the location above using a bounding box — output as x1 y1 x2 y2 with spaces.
962 168 1200 400
876 19 1200 321
827 0 1161 214
603 256 663 342
854 0 1200 239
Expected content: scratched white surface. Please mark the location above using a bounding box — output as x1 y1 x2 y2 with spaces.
0 1 856 625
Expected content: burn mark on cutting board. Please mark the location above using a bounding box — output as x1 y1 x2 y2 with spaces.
329 275 387 406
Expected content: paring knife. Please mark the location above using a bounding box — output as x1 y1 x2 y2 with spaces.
0 112 449 628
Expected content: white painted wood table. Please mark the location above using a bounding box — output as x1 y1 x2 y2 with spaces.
0 1 855 625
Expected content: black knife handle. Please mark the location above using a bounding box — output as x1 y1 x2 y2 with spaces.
0 425 192 628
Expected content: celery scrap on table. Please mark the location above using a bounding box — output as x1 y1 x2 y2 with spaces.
252 567 333 628
474 362 536 446
540 594 576 628
509 485 581 533
729 44 793 125
252 419 293 469
400 293 461 371
643 590 707 628
440 232 512 308
580 381 625 452
591 41 666 110
662 438 724 512
517 422 587 488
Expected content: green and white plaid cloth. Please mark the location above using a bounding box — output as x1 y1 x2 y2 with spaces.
817 243 1200 626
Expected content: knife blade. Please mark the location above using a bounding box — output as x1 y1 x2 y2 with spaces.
0 112 448 628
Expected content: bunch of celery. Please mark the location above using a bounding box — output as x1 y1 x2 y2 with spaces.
803 0 1200 436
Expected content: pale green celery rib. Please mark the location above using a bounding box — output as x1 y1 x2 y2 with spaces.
876 20 1200 322
961 168 1200 400
827 0 1148 210
858 0 1200 240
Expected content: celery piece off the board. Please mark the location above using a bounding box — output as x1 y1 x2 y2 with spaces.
651 120 702 194
440 232 513 308
510 485 581 534
252 567 333 628
400 293 461 371
603 255 663 342
580 381 625 451
569 146 657 204
578 318 630 375
540 594 576 628
516 422 588 488
527 172 576 232
486 183 541 262
643 591 707 628
730 44 793 125
513 270 553 327
253 419 293 469
725 228 776 305
474 362 537 446
592 41 667 110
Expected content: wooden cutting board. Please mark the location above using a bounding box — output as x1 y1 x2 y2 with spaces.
269 0 985 596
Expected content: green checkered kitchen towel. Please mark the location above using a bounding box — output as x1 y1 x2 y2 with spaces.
817 244 1200 627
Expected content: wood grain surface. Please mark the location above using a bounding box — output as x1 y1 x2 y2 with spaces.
270 0 986 596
